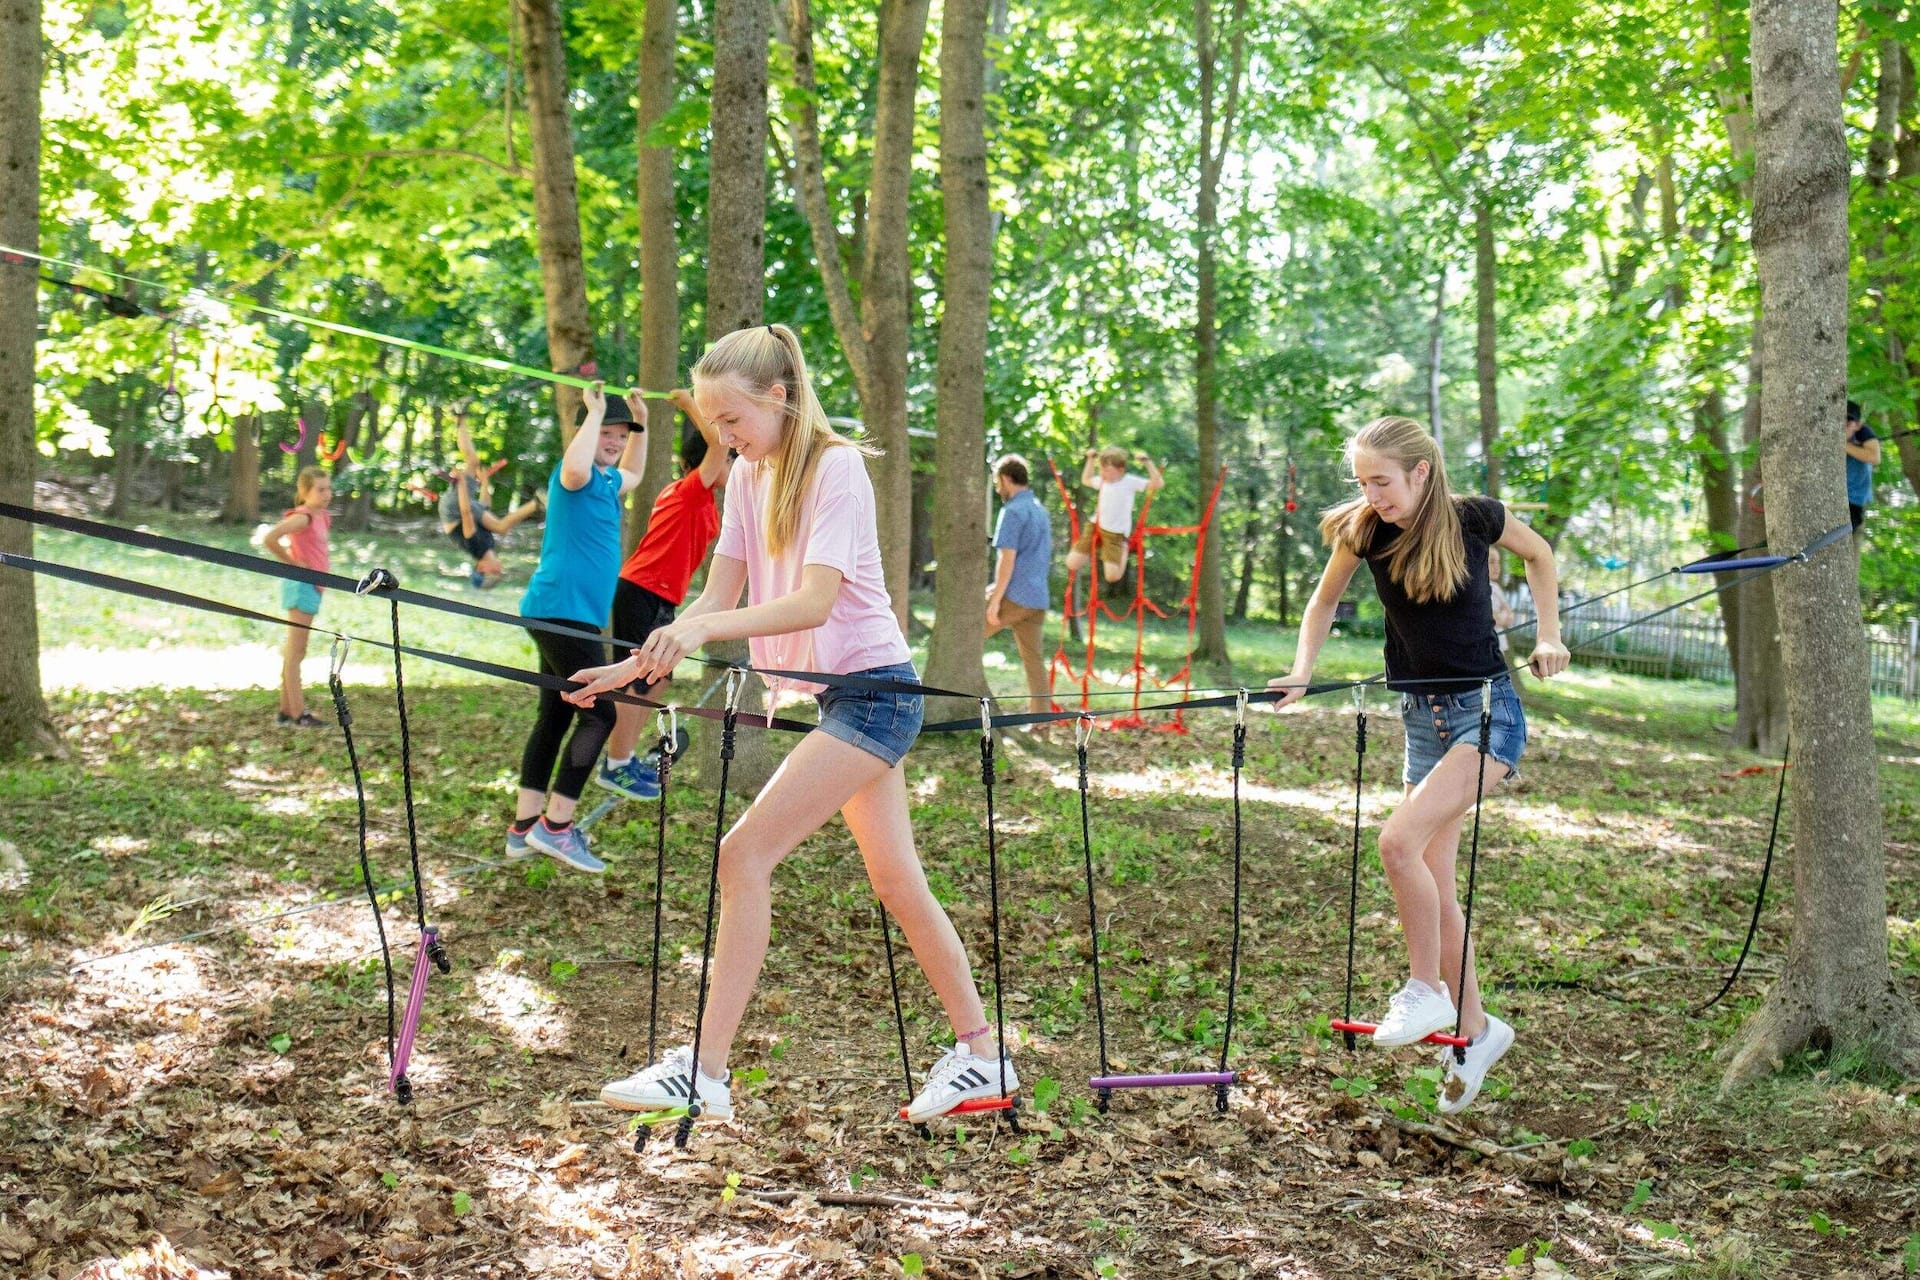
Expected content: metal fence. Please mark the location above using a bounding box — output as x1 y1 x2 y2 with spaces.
1500 587 1920 702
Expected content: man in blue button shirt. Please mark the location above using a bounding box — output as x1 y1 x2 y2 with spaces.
984 455 1054 716
1844 399 1881 533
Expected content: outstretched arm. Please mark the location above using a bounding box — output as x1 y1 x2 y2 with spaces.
1080 449 1102 487
617 396 651 495
1140 453 1165 493
558 384 608 491
1266 544 1362 708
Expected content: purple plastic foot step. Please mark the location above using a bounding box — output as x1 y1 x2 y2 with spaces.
1087 1071 1236 1090
391 927 438 1095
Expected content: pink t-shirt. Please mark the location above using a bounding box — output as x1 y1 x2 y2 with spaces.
714 444 911 694
284 505 332 576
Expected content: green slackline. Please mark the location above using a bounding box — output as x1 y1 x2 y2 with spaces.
0 243 655 399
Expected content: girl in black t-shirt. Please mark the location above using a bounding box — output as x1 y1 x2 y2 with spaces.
1268 415 1569 1115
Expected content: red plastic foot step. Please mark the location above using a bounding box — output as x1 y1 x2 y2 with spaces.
898 1096 1016 1121
1329 1019 1470 1049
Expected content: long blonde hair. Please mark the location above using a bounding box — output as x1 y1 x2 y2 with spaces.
691 324 877 558
1319 416 1468 605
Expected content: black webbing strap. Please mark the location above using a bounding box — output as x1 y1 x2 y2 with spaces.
1217 691 1249 1113
1074 715 1112 1097
1451 678 1495 1063
1340 688 1368 1051
327 641 396 1075
677 670 743 1149
365 572 437 965
647 710 678 1064
980 701 1011 1101
1696 737 1790 1014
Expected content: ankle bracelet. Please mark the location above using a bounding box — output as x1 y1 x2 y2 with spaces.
957 1025 991 1043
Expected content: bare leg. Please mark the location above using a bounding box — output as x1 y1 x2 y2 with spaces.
281 610 314 717
1375 746 1509 1003
484 500 544 534
1419 809 1487 1039
841 764 996 1058
1102 553 1127 583
1065 549 1091 575
693 731 892 1078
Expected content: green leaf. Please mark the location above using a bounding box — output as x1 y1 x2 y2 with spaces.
548 959 579 984
1808 1211 1832 1236
901 1255 925 1276
380 1171 399 1189
1567 1137 1596 1159
1507 1246 1529 1265
1033 1076 1062 1114
1901 1231 1919 1274
452 1190 473 1216
1625 1179 1652 1213
268 1032 292 1054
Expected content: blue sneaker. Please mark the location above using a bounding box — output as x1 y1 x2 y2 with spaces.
526 820 605 874
505 822 535 860
594 757 661 801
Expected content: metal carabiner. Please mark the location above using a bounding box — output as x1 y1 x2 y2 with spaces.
329 636 350 679
656 704 680 756
1075 712 1096 752
1351 682 1366 713
1234 688 1248 727
979 697 993 741
723 667 747 715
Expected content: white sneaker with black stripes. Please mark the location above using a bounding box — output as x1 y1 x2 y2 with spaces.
599 1045 733 1120
906 1042 1019 1124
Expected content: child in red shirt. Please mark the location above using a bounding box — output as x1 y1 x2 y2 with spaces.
594 388 731 798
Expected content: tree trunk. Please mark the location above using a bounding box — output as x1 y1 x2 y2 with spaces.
1231 484 1258 622
1724 0 1919 1084
107 396 138 519
338 386 378 531
920 0 992 723
221 414 261 524
694 0 776 792
777 0 928 632
1473 195 1500 497
1732 341 1788 753
0 0 53 757
631 0 682 549
1427 265 1446 445
516 0 595 440
1190 0 1248 674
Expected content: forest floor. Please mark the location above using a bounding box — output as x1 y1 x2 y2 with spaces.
3 500 1919 1280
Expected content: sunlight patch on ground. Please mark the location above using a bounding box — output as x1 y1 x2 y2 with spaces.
473 968 570 1051
89 834 150 859
43 644 394 692
1046 763 1397 817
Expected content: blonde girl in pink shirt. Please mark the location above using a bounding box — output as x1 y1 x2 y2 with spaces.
564 324 1016 1126
262 466 333 728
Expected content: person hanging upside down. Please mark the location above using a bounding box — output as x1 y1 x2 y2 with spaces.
507 385 648 874
1066 446 1163 583
440 404 546 588
593 387 732 801
1267 416 1569 1115
564 324 1018 1126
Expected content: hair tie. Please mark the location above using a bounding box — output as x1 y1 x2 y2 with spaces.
766 324 776 337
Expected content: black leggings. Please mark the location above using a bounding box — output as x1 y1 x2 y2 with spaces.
519 618 615 801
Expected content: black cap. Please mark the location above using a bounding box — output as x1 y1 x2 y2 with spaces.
1845 399 1862 423
587 393 637 427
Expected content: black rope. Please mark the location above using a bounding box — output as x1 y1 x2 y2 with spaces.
980 702 1011 1105
1074 716 1113 1110
1696 737 1790 1014
678 675 739 1149
328 652 395 1074
1451 679 1495 1063
1217 694 1248 1113
878 903 930 1137
647 719 676 1064
367 571 448 979
1340 695 1368 1051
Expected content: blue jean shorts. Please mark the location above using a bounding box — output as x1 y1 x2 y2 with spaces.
1400 673 1525 787
815 662 924 767
280 579 323 616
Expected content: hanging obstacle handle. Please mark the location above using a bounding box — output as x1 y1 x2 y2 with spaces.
1340 685 1368 1051
1451 678 1496 1063
1074 713 1112 1107
678 670 745 1149
1217 691 1248 1113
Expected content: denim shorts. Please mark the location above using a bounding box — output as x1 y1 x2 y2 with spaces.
281 579 323 616
815 662 924 767
1400 673 1525 787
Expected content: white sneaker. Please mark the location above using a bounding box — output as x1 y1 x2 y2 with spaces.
1437 1014 1514 1115
599 1045 733 1120
906 1043 1018 1124
1371 978 1456 1047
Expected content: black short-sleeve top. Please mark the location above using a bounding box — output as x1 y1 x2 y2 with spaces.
1362 496 1508 694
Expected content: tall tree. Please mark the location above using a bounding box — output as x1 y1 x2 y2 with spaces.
1472 192 1500 497
516 0 595 436
921 0 993 715
779 0 933 629
1191 0 1249 671
696 0 777 790
1725 0 1919 1084
0 0 51 757
632 0 683 534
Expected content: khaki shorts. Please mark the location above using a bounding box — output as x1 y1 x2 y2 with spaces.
1071 523 1130 569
